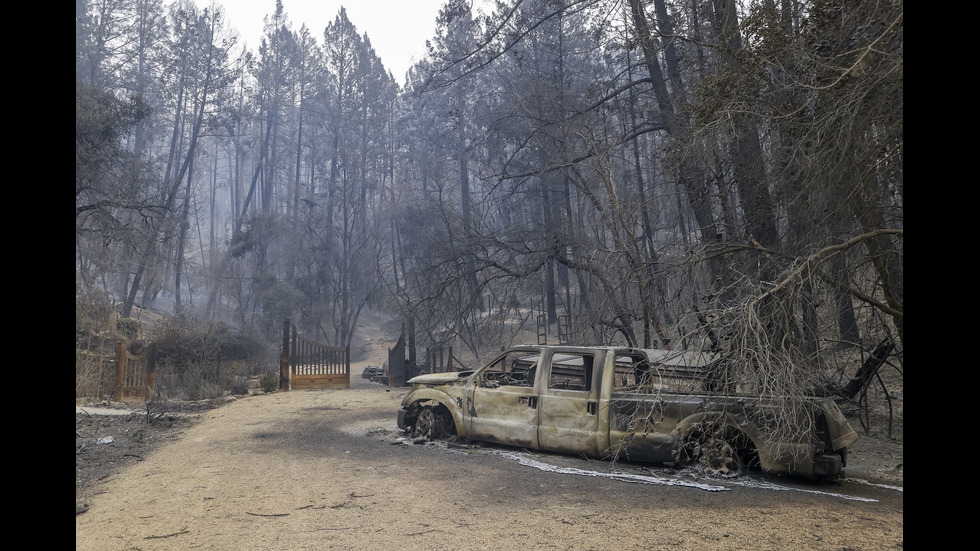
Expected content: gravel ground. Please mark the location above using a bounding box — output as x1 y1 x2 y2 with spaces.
76 376 902 550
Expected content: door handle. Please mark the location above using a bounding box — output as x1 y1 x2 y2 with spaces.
528 396 537 409
587 401 597 415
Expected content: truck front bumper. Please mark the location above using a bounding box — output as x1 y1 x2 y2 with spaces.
397 406 410 431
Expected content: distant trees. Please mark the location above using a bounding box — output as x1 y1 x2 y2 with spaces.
117 2 236 318
76 81 155 290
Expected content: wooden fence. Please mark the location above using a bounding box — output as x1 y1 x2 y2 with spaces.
281 320 350 390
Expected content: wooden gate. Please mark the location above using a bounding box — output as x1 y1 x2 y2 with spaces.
425 345 465 373
386 330 465 387
281 320 350 390
386 332 407 387
114 342 156 402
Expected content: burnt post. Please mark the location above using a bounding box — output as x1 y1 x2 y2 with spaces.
345 345 351 385
114 341 126 401
280 319 291 390
146 342 157 399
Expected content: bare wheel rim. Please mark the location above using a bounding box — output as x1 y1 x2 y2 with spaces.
414 407 436 439
699 437 743 477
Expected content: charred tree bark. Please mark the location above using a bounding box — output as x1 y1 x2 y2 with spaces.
839 338 894 400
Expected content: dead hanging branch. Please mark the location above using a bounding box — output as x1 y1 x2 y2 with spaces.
686 227 903 449
754 228 904 319
684 229 902 310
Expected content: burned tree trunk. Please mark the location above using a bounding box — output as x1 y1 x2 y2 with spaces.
840 338 895 399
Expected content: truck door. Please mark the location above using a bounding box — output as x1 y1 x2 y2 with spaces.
537 351 601 456
468 350 540 449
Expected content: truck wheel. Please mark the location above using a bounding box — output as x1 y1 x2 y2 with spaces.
698 437 744 477
413 406 448 439
675 427 747 478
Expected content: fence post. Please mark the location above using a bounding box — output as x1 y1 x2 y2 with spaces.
114 341 125 401
146 343 157 400
280 319 290 391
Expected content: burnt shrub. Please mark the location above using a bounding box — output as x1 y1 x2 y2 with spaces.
259 370 279 393
149 307 275 400
115 318 142 340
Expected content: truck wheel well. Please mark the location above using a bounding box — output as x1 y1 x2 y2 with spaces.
675 421 759 476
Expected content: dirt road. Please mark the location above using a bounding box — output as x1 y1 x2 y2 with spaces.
75 370 902 551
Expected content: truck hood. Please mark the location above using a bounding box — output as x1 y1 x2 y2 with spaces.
407 372 469 385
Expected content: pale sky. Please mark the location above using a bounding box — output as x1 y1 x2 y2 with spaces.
196 1 450 84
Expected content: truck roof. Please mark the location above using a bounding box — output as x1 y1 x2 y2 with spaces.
512 345 720 369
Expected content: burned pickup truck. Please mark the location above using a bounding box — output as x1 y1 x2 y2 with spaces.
397 345 858 480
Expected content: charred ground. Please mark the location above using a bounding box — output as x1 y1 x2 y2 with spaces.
75 399 226 514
